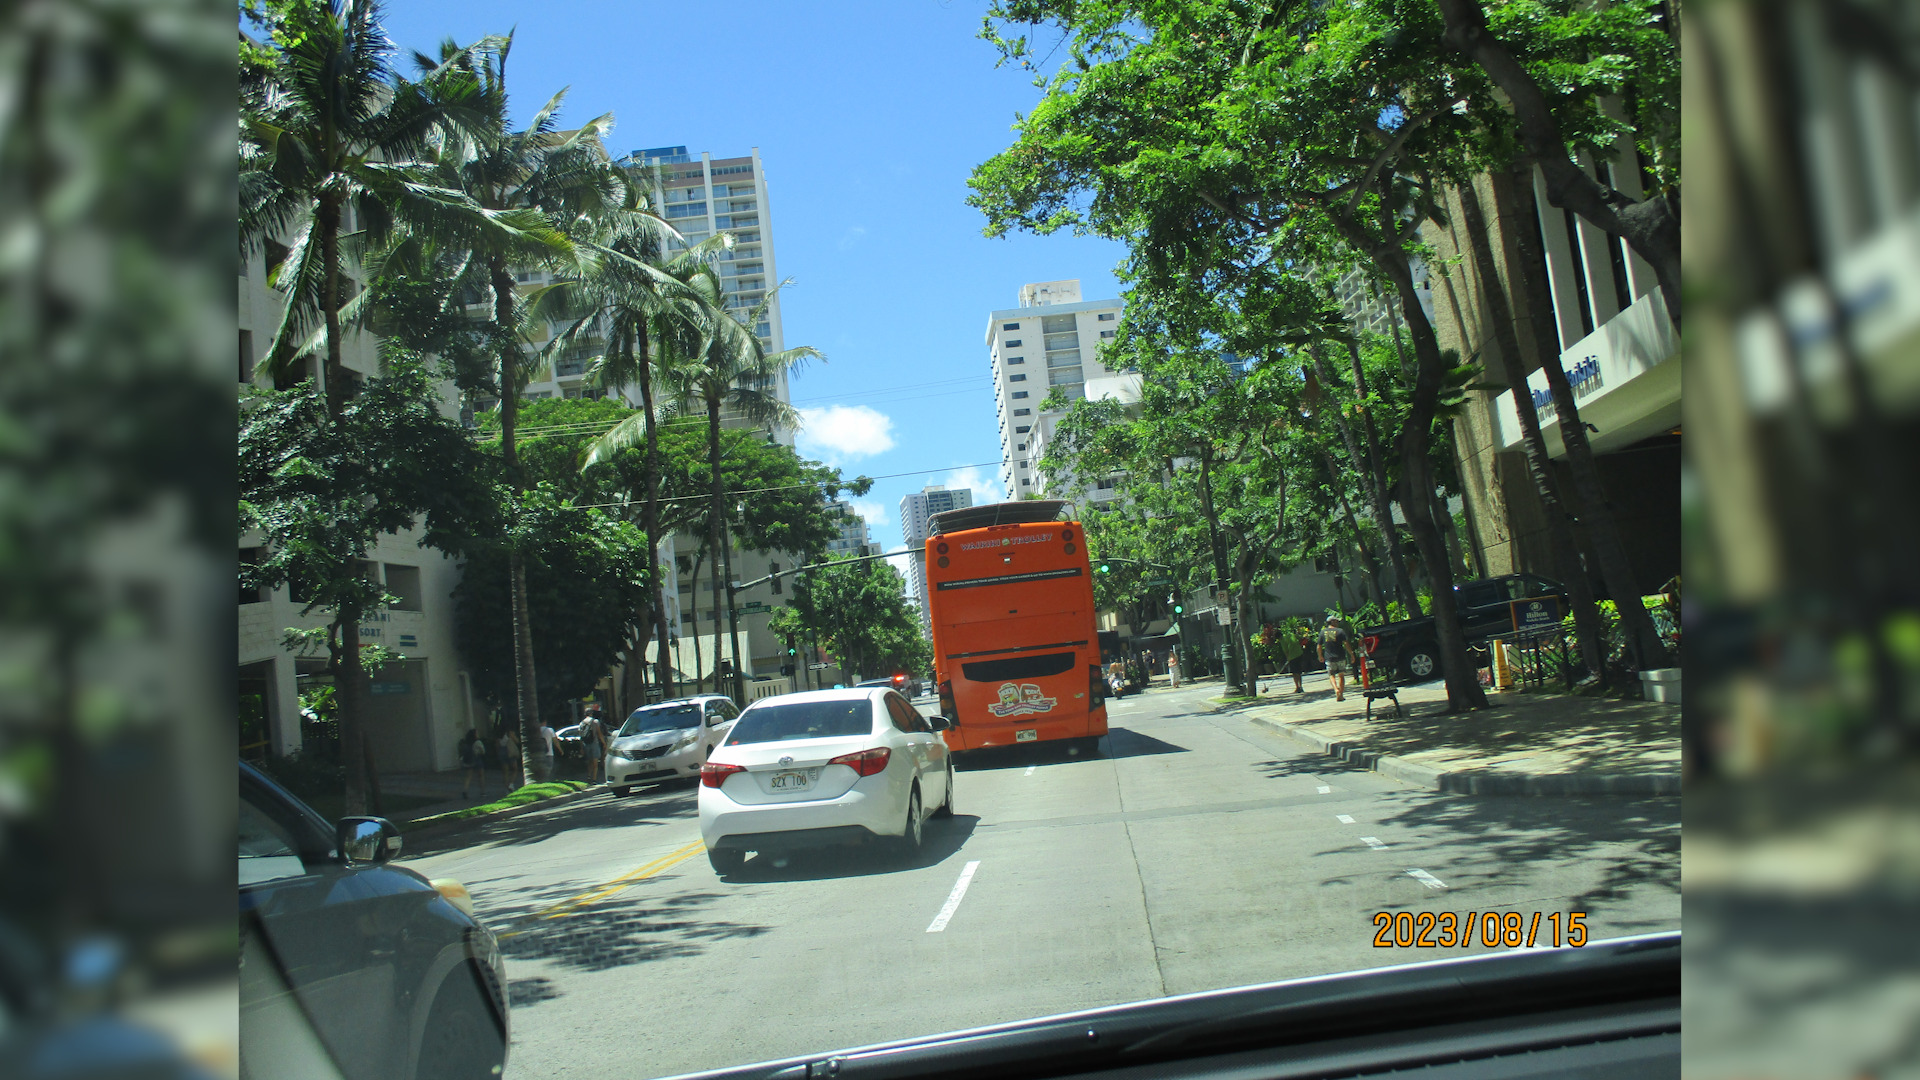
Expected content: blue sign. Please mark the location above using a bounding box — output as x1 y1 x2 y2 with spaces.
397 634 417 648
370 681 411 696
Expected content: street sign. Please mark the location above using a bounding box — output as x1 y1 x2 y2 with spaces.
1145 578 1170 586
1214 606 1232 625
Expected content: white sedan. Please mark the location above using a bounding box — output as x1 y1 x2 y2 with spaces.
698 688 955 875
605 695 740 796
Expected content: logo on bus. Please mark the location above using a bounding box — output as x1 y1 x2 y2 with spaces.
988 682 1058 717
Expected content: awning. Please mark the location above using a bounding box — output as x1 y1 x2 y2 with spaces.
1133 624 1180 643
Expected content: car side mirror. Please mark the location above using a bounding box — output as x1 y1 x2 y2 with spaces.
338 817 401 865
928 716 949 732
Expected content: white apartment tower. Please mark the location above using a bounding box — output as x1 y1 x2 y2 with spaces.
985 280 1126 500
900 485 974 633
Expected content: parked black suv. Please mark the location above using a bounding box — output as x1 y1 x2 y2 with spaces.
1360 574 1570 681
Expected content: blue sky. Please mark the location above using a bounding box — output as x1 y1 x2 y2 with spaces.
381 0 1129 571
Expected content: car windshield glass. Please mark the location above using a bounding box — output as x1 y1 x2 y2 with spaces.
620 704 700 736
726 700 875 744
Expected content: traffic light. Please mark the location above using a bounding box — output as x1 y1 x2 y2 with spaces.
1098 562 1111 573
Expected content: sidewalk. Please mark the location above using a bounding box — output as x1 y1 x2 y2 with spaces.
1219 676 1681 795
375 763 595 828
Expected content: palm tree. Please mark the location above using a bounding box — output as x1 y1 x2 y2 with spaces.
662 274 820 701
240 0 496 815
548 167 729 699
410 33 634 778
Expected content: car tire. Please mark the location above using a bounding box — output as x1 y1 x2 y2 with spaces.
707 847 745 876
414 965 505 1080
932 763 955 818
611 785 630 798
899 787 924 860
1403 643 1440 682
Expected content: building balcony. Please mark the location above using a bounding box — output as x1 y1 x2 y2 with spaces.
1490 289 1679 457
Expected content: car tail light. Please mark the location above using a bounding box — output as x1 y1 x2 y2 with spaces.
1089 664 1104 705
699 761 745 788
1364 635 1380 655
891 673 906 686
828 747 891 777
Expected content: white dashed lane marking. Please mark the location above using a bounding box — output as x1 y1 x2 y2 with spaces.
1024 765 1036 776
926 860 982 933
1406 869 1448 890
1360 836 1388 850
1317 785 1331 794
1336 814 1355 824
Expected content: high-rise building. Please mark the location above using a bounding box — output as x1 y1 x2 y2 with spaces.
825 500 880 558
985 280 1127 502
900 485 973 632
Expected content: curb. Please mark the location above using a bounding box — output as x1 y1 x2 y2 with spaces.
401 783 601 843
1242 715 1681 797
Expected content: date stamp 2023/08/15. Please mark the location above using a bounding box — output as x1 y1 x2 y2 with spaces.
1372 911 1589 949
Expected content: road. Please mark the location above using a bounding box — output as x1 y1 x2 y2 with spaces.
401 683 1680 1079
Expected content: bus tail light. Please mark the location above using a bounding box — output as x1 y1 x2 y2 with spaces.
1090 664 1104 705
700 762 745 788
828 747 891 777
938 679 957 722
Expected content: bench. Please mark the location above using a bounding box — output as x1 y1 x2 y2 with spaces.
1359 656 1402 721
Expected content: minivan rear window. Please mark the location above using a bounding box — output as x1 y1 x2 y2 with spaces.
961 652 1077 682
726 700 878 744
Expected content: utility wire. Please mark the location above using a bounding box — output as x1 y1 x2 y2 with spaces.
558 458 1009 510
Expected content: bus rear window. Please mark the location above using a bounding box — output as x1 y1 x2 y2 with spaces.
961 652 1077 682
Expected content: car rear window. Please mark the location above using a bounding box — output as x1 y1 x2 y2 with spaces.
726 699 878 745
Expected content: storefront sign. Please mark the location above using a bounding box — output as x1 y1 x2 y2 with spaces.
1510 596 1562 632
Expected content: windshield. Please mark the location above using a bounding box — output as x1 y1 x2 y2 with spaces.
619 704 700 737
725 700 875 745
242 4 1685 1079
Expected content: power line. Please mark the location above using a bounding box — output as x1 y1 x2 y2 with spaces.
561 457 1009 510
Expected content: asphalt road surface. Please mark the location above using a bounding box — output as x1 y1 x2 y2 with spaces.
401 683 1680 1079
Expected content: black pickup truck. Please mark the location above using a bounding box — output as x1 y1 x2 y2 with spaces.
1359 573 1569 681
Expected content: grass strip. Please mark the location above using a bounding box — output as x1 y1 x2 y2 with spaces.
403 780 588 832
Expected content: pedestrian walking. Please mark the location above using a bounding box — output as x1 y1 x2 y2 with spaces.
1318 615 1359 703
1168 650 1182 689
1283 625 1311 693
579 706 609 785
458 727 488 800
497 727 522 791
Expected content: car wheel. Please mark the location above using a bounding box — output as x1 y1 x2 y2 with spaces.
1404 644 1439 681
707 847 745 876
899 787 924 860
414 965 504 1080
611 785 630 798
932 763 955 818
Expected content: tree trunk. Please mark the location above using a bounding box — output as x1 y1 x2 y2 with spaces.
334 613 370 816
709 398 746 704
510 556 543 772
491 260 547 776
1236 546 1259 696
1501 168 1669 670
318 195 346 416
635 330 676 697
1435 0 1680 332
1311 347 1409 608
1467 175 1608 680
688 548 707 692
1343 340 1420 606
1348 222 1487 711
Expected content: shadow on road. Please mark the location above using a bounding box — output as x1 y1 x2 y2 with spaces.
722 815 980 883
955 728 1188 772
401 780 699 858
495 887 772 975
1368 794 1680 918
1250 756 1376 781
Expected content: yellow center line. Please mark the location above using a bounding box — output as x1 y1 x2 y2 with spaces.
498 838 706 937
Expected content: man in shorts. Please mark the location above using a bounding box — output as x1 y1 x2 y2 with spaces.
1318 615 1359 702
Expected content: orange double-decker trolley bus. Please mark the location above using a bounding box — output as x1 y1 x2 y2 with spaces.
925 500 1108 754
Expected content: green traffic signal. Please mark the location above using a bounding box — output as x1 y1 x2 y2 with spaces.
1174 604 1184 614
1098 563 1110 573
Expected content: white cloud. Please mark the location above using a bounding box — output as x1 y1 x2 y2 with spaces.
796 404 896 463
850 499 888 528
938 464 1007 506
837 225 867 251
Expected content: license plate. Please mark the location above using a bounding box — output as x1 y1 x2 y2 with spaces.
1015 729 1038 742
769 769 815 791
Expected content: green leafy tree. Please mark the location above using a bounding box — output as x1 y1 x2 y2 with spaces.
239 358 502 814
452 487 652 726
777 557 929 684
